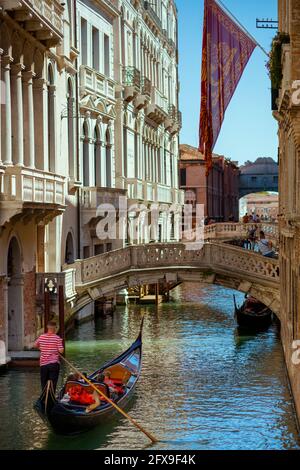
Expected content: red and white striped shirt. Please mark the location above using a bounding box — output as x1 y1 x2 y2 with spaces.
36 333 63 366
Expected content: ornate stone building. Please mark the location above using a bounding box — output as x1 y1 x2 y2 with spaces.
273 0 300 424
0 0 183 364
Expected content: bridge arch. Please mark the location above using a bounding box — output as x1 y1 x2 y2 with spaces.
66 243 280 321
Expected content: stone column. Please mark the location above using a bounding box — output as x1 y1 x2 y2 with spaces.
2 56 13 166
0 49 3 167
23 71 36 169
11 63 25 166
33 78 47 170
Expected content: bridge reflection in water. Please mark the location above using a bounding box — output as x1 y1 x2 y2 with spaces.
0 283 299 450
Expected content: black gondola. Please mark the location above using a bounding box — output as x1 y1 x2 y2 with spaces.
233 295 272 329
34 322 143 435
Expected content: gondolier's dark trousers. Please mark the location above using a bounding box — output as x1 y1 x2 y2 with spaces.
40 362 60 392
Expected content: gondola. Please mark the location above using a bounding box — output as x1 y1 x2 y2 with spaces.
34 321 143 435
233 295 272 329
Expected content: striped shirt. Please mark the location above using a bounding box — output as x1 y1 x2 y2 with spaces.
36 333 63 366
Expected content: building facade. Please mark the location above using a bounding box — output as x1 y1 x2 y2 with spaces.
239 192 279 222
179 144 240 223
0 0 182 363
273 0 300 424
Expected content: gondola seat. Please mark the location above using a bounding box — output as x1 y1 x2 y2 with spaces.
64 381 110 404
104 364 132 385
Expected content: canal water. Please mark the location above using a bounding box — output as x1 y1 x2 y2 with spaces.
0 283 299 450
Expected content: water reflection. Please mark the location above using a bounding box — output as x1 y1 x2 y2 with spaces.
0 283 299 450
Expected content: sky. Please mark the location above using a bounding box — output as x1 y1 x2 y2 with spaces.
176 0 278 166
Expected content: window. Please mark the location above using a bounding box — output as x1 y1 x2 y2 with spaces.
92 27 99 70
180 168 186 186
81 18 88 65
83 246 90 259
104 34 110 76
82 123 89 186
67 78 74 178
94 244 104 256
105 128 112 187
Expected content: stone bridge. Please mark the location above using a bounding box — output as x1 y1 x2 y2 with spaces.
36 223 280 324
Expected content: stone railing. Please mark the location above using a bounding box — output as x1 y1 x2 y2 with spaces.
126 178 144 201
0 166 65 206
36 269 77 302
151 86 168 114
80 187 127 210
0 0 64 44
204 223 279 243
70 242 279 288
80 65 115 100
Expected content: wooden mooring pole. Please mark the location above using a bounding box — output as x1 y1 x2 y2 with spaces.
44 290 50 333
58 285 65 355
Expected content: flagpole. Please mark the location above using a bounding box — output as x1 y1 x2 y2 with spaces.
215 0 270 57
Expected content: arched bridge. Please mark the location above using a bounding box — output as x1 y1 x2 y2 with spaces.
36 223 280 323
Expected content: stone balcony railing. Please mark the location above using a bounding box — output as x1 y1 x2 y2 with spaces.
80 65 115 101
0 166 65 226
146 87 168 124
0 0 64 46
80 186 127 210
0 166 65 205
126 179 183 205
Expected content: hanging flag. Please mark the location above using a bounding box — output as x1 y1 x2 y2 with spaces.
199 0 256 174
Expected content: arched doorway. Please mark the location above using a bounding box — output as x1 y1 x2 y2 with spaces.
7 237 23 351
65 232 75 264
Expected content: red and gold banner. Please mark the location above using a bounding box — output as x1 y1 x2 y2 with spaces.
199 0 256 174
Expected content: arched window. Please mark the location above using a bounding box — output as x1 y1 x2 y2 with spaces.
67 78 75 179
65 232 75 264
105 127 112 187
94 126 101 187
82 122 89 186
47 64 56 173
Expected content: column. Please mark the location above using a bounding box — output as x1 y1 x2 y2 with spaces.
0 49 3 166
11 63 25 166
23 71 36 169
2 56 13 166
33 78 47 170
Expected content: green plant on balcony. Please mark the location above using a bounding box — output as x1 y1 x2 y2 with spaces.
267 32 290 110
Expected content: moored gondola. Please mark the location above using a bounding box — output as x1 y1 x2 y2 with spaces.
34 322 143 435
233 295 272 329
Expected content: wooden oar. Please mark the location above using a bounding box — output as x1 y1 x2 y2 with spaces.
59 353 158 444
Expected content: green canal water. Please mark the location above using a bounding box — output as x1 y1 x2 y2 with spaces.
0 283 299 450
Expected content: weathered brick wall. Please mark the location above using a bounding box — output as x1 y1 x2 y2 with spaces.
23 271 37 347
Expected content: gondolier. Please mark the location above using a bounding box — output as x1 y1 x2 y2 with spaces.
34 320 64 393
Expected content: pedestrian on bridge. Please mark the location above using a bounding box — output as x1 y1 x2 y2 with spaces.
257 231 277 259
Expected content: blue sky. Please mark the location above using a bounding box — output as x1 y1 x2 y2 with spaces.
176 0 278 165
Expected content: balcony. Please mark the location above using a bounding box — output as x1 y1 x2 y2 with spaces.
165 105 182 134
80 186 127 232
80 65 115 102
0 166 66 228
146 87 168 124
126 178 144 202
134 76 151 110
0 0 64 47
143 1 162 31
126 179 183 206
122 66 141 103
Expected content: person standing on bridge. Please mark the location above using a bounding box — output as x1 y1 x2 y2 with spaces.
34 320 64 392
257 231 276 259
